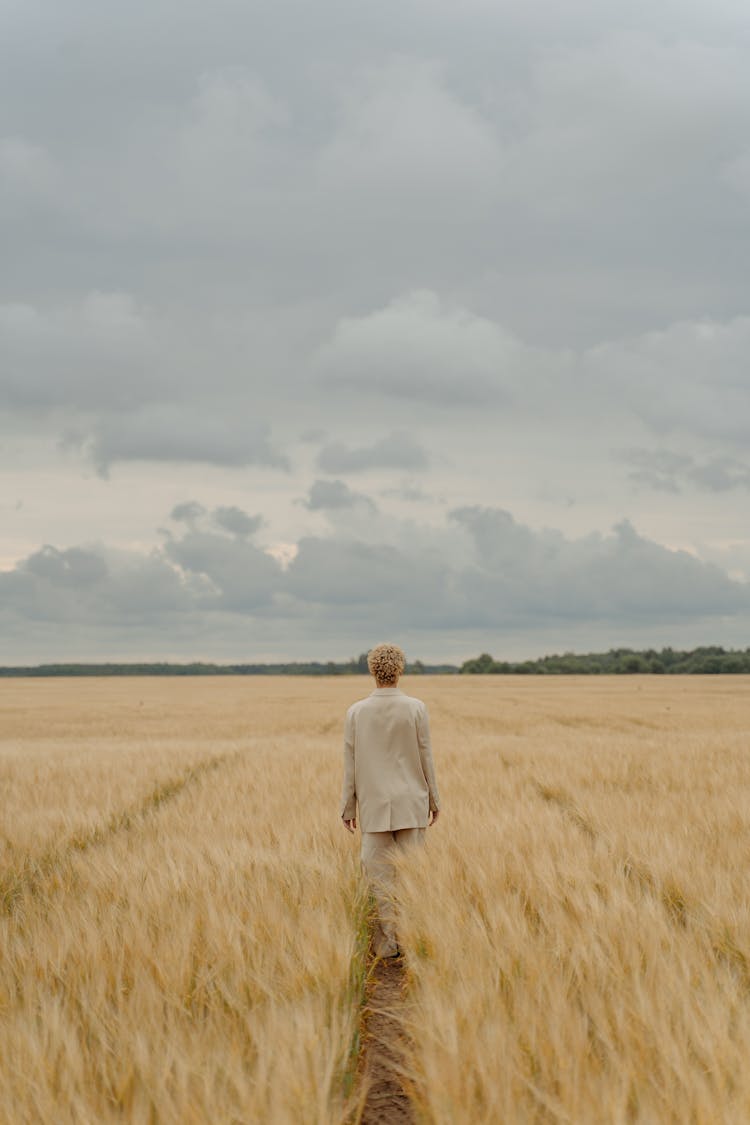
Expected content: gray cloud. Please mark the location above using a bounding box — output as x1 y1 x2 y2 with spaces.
0 293 164 411
212 506 264 536
5 16 749 342
3 1 750 660
622 448 750 493
171 501 207 524
169 501 263 536
586 317 750 448
449 506 748 624
24 544 108 589
285 536 414 608
302 479 377 512
317 432 429 473
380 483 437 503
299 428 327 443
690 460 750 491
86 408 289 475
0 290 293 471
2 506 747 663
621 449 692 493
162 530 281 611
3 543 196 627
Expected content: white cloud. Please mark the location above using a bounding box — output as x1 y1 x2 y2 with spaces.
317 290 525 404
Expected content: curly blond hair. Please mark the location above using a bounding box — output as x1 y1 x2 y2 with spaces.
367 643 406 685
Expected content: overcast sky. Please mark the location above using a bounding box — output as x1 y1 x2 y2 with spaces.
2 0 750 663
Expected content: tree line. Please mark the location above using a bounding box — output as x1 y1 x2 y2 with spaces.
0 645 749 676
459 646 750 675
0 655 455 677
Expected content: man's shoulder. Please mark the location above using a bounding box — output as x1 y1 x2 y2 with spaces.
347 691 426 716
394 692 427 714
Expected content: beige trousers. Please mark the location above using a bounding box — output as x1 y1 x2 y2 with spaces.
360 828 425 957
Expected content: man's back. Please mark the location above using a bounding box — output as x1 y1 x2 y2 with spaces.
340 644 441 959
341 686 440 832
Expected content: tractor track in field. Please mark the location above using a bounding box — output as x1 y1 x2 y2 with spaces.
0 750 237 916
357 937 415 1125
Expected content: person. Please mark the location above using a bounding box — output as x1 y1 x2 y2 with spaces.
340 642 441 958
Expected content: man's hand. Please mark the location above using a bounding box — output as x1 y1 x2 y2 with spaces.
429 808 440 826
343 817 357 833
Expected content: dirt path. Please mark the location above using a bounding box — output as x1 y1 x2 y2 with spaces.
358 943 415 1125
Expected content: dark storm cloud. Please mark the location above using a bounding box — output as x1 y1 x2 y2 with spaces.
301 480 377 512
317 433 429 474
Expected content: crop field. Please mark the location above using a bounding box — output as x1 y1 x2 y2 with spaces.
1 675 749 1124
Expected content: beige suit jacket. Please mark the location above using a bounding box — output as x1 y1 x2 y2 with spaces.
340 687 441 832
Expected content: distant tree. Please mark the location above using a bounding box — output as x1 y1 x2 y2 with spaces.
461 652 496 674
516 661 536 674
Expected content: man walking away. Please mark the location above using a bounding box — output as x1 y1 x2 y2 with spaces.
340 643 441 958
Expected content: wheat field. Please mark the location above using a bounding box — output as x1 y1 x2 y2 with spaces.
1 675 749 1124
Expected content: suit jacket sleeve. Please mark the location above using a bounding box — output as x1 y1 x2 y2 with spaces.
416 703 441 812
340 707 357 819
